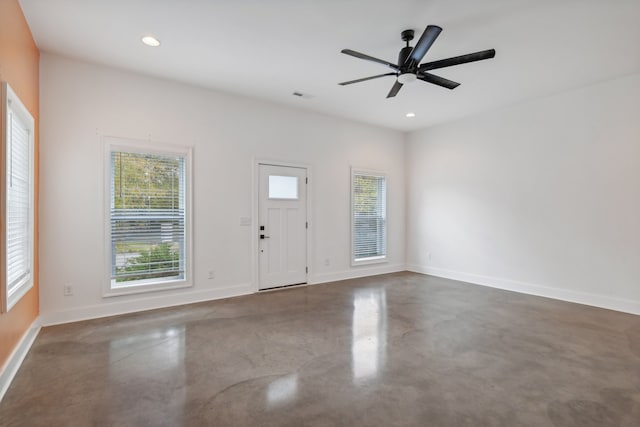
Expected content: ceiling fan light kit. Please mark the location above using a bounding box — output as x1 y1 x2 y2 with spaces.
339 25 495 98
397 73 417 84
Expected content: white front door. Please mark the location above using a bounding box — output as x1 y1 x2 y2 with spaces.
258 164 307 290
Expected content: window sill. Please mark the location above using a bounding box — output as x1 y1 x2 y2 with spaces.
352 256 387 267
103 279 192 298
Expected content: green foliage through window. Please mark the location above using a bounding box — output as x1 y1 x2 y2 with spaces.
113 152 181 210
115 243 180 282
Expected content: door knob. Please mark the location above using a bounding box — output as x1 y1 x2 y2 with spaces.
260 234 270 239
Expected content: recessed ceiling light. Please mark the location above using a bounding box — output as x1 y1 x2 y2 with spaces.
141 36 161 47
406 112 416 118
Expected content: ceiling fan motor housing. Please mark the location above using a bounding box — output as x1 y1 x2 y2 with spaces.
398 46 414 72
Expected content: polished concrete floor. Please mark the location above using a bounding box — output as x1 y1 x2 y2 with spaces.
1 272 640 426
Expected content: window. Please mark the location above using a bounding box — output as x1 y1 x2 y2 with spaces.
268 175 298 199
105 138 191 296
351 170 387 265
2 82 35 312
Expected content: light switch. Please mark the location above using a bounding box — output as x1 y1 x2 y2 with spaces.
239 216 251 226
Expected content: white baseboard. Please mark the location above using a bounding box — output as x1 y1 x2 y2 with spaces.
39 265 407 327
407 264 640 316
39 283 254 326
0 318 40 403
311 263 405 285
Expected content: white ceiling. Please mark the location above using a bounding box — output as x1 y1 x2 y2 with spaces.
19 0 640 132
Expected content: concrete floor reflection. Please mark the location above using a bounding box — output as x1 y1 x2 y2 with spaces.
266 374 299 407
107 325 187 424
351 287 387 381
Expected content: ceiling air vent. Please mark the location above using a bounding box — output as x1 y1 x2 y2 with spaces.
292 91 314 99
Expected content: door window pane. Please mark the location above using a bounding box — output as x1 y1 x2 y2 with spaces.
269 175 298 199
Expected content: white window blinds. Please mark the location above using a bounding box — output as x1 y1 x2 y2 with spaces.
3 82 35 312
6 111 32 298
352 172 387 262
110 151 186 287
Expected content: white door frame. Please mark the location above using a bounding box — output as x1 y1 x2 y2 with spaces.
252 158 313 292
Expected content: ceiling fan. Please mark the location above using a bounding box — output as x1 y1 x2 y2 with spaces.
339 26 495 98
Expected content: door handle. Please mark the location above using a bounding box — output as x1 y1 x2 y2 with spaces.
260 234 270 239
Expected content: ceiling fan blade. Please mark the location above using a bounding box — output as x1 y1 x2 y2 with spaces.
417 72 460 90
386 80 403 98
419 49 496 72
339 73 396 86
341 49 399 70
405 25 442 67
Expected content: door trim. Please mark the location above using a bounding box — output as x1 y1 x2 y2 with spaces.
252 158 313 293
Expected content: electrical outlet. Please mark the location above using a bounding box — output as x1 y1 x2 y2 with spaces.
208 270 215 280
64 283 73 296
324 258 330 267
427 252 432 262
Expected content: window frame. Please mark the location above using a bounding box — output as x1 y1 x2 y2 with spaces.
351 168 388 266
103 137 193 297
1 82 35 313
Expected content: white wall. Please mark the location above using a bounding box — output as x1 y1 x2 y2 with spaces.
406 73 640 314
39 53 405 324
40 52 640 324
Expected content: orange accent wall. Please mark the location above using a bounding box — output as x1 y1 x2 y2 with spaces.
0 0 39 369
